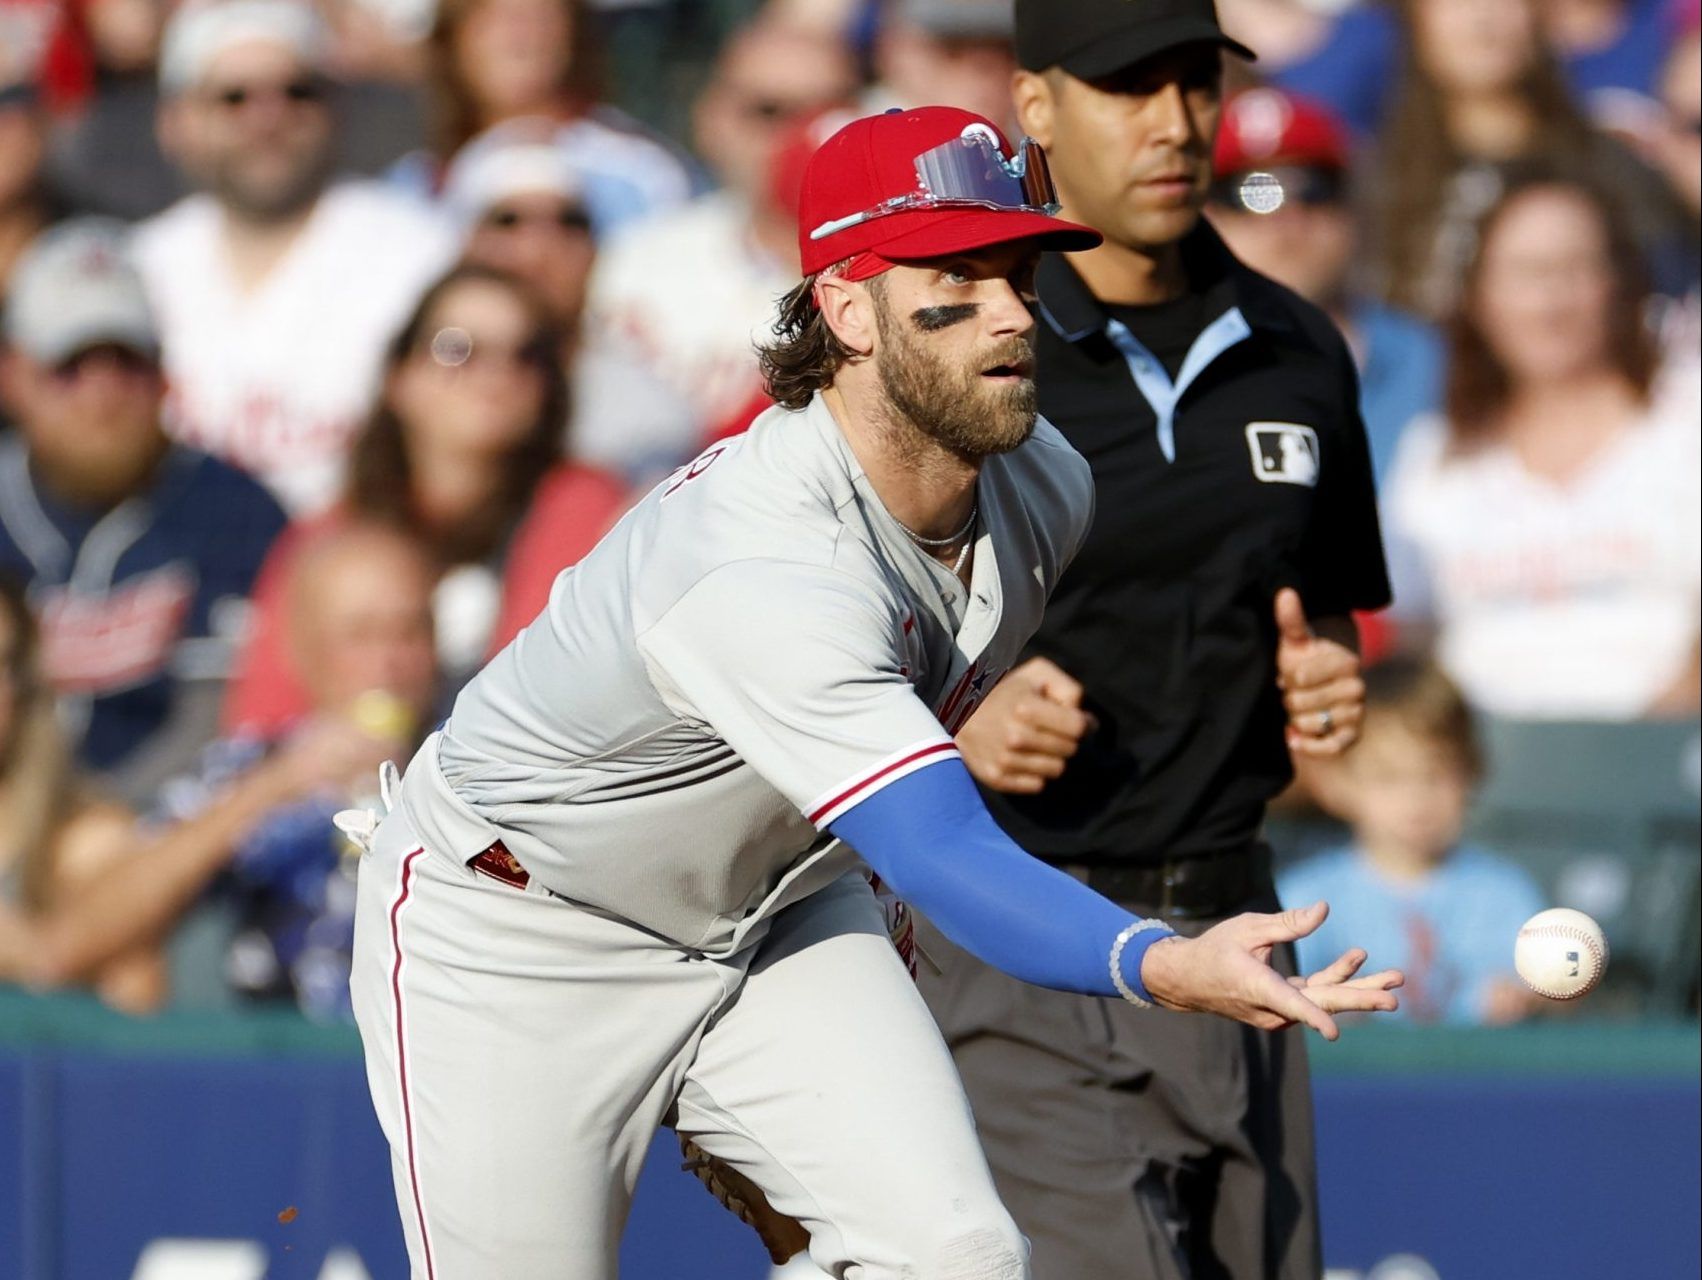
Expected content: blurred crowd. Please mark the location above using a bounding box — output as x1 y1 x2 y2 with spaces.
1 0 1698 1024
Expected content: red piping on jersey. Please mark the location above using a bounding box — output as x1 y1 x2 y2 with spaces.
389 846 437 1280
808 740 958 824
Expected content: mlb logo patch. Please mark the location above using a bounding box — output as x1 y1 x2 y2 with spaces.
1245 423 1320 486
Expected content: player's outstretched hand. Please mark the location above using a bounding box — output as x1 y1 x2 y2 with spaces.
956 657 1094 794
1139 902 1402 1040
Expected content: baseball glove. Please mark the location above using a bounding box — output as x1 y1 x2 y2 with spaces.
678 1134 810 1264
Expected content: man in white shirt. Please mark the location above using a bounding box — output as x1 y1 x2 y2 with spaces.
134 0 455 516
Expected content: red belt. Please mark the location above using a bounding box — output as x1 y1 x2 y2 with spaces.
469 840 531 890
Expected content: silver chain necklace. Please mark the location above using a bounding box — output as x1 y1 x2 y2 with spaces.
895 506 977 577
895 504 977 549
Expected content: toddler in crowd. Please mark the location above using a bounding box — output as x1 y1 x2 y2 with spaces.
1279 658 1545 1025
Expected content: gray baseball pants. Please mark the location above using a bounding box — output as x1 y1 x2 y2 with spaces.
916 889 1320 1280
349 806 1027 1280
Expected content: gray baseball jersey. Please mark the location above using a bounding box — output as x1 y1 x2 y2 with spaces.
396 393 1093 953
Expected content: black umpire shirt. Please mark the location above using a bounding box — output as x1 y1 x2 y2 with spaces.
989 222 1391 866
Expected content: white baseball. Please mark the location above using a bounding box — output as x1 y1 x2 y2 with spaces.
1514 908 1608 1000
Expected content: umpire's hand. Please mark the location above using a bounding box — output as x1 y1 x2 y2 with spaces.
1139 902 1404 1039
1274 588 1366 758
955 657 1093 793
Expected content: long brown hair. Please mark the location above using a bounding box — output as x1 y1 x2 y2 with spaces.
427 0 604 163
757 269 875 411
345 265 568 567
1444 168 1658 446
0 577 84 912
1376 0 1599 315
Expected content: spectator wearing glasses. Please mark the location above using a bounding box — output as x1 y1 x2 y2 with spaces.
576 16 859 481
867 0 1022 135
223 264 627 737
1383 170 1701 722
0 219 287 804
403 0 693 234
134 0 456 517
1207 88 1444 487
446 118 598 359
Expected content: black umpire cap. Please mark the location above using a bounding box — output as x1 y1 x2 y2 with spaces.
1014 0 1256 79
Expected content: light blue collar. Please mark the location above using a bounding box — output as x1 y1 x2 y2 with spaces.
1102 306 1252 462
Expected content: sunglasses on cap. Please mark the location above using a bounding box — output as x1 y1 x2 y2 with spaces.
1209 166 1346 215
809 126 1060 242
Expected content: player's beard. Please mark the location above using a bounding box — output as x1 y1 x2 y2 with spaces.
871 293 1037 460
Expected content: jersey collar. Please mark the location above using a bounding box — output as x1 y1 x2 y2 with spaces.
1035 219 1300 345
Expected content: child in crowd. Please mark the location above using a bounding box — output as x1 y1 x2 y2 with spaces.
1279 658 1545 1025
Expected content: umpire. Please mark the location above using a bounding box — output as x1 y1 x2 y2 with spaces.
920 2 1392 1277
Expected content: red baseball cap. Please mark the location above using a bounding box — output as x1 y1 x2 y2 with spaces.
797 106 1101 277
1214 88 1350 177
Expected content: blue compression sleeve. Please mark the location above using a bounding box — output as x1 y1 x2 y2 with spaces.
827 759 1174 1000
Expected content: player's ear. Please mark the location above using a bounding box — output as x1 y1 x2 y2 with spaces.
815 275 876 359
1013 70 1057 149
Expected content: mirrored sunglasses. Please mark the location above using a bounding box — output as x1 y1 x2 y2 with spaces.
809 127 1060 243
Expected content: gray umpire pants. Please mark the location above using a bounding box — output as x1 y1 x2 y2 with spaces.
349 806 1027 1280
915 880 1321 1280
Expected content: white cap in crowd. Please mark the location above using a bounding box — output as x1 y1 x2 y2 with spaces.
158 0 330 95
443 120 595 232
2 219 160 366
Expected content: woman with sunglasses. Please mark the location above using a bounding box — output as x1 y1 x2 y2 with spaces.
223 264 629 737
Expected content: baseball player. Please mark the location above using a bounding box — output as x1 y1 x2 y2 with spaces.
347 106 1401 1280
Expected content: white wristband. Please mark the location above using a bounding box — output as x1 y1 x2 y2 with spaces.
1109 918 1173 1008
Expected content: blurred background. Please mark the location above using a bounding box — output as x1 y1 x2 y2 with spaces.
0 1 1697 1277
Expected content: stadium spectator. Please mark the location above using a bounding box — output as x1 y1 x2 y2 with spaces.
1375 0 1693 320
157 522 438 1020
445 117 598 356
576 16 857 480
400 0 694 232
44 0 185 220
0 575 164 1014
866 0 1020 133
0 523 432 1020
134 0 456 516
0 218 287 803
1278 657 1546 1026
223 264 627 736
1383 171 1702 720
1208 87 1445 486
0 72 57 298
1218 0 1402 137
